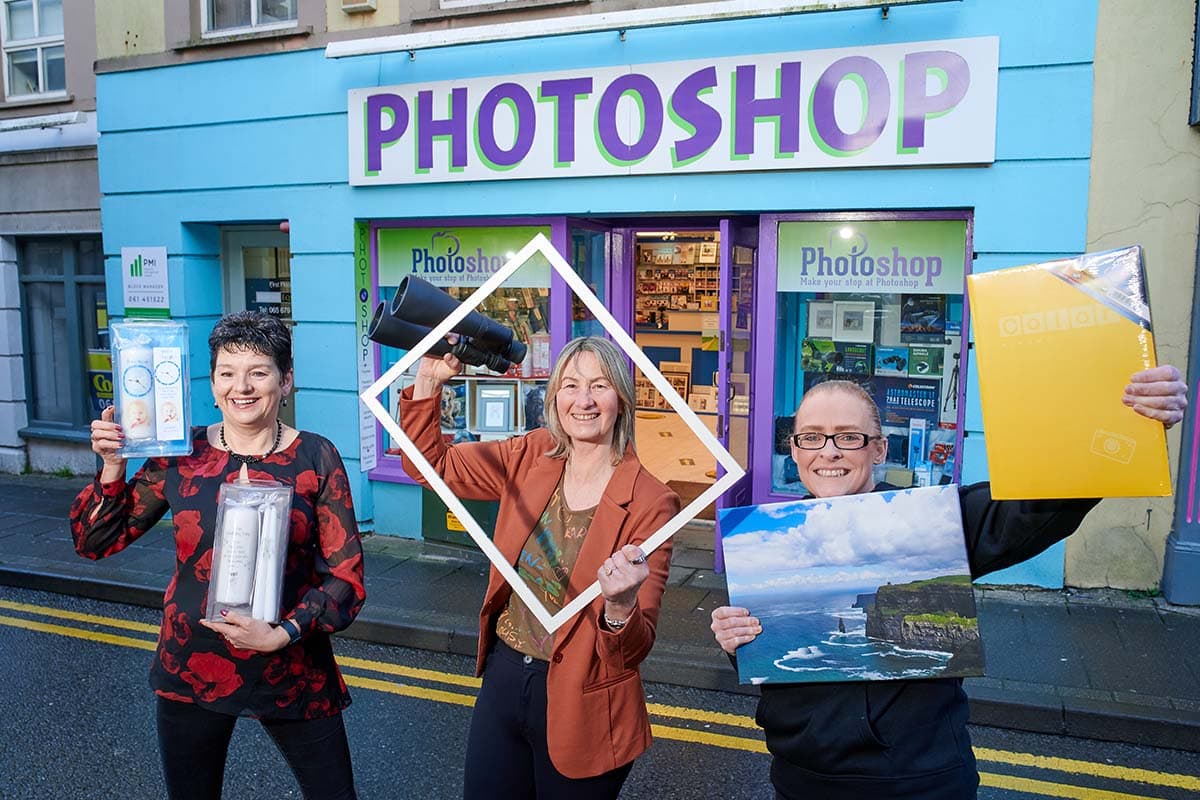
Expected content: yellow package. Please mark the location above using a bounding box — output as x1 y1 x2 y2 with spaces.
966 245 1169 499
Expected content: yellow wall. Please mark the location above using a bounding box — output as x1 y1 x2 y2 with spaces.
1068 0 1200 589
325 0 403 32
96 0 166 59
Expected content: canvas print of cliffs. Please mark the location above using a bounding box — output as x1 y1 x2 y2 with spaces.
718 485 984 685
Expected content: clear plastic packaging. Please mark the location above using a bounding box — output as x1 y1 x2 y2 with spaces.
111 319 192 458
206 480 293 624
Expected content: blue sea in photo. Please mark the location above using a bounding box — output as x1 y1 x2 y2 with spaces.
737 589 954 685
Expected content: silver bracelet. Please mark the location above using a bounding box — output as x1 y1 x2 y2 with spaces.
604 613 631 630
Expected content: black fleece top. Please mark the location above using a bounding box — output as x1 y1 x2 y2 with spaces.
754 482 1097 800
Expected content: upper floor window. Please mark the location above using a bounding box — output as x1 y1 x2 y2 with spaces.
1 0 65 100
204 0 297 36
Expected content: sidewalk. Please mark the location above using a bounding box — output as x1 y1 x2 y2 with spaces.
1 473 1197 752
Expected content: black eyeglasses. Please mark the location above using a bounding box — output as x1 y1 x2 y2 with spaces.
788 432 879 451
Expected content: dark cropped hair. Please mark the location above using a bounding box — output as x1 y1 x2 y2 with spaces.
208 311 293 375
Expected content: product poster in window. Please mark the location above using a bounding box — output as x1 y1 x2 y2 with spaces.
772 218 968 497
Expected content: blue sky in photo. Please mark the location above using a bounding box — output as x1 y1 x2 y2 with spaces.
718 485 969 597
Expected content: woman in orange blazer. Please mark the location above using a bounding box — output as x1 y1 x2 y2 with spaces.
400 336 680 800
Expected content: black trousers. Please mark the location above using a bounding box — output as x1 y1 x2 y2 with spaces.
156 695 357 800
463 640 634 800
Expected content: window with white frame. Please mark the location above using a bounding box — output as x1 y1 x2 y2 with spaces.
1 0 65 100
204 0 297 36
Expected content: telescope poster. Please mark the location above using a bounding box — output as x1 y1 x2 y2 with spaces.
718 485 983 686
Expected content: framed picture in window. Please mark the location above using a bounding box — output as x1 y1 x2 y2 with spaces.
807 302 835 338
697 242 719 264
833 301 876 344
662 371 690 402
476 384 516 432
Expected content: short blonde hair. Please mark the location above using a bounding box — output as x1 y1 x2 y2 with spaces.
796 379 883 436
544 337 636 464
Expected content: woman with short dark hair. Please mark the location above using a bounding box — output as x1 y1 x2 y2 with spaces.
70 310 365 800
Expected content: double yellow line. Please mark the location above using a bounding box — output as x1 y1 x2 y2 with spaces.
1 597 1196 799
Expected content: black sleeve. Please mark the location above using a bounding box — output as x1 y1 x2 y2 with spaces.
960 482 1100 579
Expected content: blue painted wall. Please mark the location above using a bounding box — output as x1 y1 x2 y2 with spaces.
97 0 1098 584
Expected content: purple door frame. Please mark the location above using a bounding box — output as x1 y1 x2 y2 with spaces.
751 210 974 505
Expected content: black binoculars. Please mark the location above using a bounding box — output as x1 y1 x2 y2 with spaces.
368 275 528 373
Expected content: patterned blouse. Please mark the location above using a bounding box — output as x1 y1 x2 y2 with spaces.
494 478 597 661
68 427 366 720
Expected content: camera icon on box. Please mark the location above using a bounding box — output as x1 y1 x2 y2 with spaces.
1089 429 1136 464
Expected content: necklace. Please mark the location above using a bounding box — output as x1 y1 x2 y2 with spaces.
220 420 283 465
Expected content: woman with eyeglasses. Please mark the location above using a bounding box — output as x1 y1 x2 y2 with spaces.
710 367 1188 800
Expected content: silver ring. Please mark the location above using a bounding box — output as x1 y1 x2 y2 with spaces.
629 555 647 565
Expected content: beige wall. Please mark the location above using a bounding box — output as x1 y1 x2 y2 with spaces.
96 0 166 60
1068 0 1200 589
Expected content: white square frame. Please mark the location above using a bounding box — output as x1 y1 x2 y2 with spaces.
833 300 876 343
807 301 835 338
361 233 745 634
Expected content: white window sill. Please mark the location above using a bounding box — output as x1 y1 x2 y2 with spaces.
0 92 72 110
173 24 311 51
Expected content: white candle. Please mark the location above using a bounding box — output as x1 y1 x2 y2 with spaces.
216 504 260 606
250 502 282 621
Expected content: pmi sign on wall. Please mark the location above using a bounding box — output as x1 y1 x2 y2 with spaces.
348 37 998 186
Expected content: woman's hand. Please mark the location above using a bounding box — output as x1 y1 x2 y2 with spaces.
597 544 649 626
200 611 291 653
711 606 762 655
412 337 464 400
91 406 125 483
1124 365 1188 428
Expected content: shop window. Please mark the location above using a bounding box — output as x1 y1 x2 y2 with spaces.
371 223 554 478
18 237 108 430
203 0 296 36
769 216 969 497
1 0 65 100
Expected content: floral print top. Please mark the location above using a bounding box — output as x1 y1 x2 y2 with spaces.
68 427 366 720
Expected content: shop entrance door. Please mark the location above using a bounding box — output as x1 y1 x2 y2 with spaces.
714 220 757 570
221 228 294 428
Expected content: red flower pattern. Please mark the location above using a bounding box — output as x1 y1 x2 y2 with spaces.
67 428 365 721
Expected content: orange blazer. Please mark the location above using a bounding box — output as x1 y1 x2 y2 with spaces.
400 388 679 778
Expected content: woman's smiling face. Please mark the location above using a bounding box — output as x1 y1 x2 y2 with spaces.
211 346 292 430
792 388 886 498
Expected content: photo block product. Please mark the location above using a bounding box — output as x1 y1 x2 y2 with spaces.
967 245 1170 498
807 301 835 338
833 301 875 343
111 319 192 458
207 480 294 624
476 384 516 432
718 485 982 686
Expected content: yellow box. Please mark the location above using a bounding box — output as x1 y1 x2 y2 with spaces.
966 245 1169 499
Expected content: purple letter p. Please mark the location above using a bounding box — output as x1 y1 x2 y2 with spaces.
365 93 409 174
900 51 970 151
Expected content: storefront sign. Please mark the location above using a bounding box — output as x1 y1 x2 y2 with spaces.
120 246 170 317
356 222 377 471
86 349 114 414
377 226 552 287
777 219 966 294
245 278 292 318
349 37 997 185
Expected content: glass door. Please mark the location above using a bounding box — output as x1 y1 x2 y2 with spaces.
222 228 293 427
715 219 758 571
